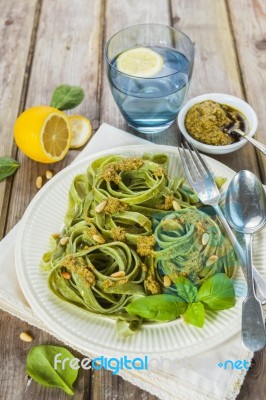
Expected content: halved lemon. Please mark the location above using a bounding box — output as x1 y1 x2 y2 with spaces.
14 106 72 163
68 115 92 148
116 47 164 78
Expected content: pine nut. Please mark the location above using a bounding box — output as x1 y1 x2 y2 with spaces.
60 236 69 245
173 200 181 211
92 234 105 244
36 176 43 189
164 214 177 221
163 275 172 287
95 200 107 213
163 220 180 231
206 255 218 266
45 170 53 180
61 271 71 279
202 233 210 246
111 271 126 278
20 332 33 342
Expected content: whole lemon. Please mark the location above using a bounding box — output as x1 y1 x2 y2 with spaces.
14 106 72 163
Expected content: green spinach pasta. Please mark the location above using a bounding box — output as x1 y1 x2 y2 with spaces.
40 154 237 335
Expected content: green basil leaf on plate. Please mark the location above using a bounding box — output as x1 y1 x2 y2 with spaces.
174 276 198 303
182 302 205 328
26 345 79 395
198 273 236 310
0 157 20 182
116 312 143 337
50 84 84 110
126 294 187 321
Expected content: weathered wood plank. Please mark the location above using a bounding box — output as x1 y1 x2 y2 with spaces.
171 0 242 97
227 0 266 182
0 0 39 238
171 0 260 174
5 0 103 233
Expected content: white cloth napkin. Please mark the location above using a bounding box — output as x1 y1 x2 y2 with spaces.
0 123 252 400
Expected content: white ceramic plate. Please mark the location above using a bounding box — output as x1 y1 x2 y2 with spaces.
15 145 266 358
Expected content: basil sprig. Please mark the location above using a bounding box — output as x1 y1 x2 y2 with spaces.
176 273 235 327
26 345 79 395
50 84 84 110
125 273 235 328
0 157 20 182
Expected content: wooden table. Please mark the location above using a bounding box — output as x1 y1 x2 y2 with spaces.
1 0 266 398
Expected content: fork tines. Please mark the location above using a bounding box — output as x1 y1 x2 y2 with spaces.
178 140 213 185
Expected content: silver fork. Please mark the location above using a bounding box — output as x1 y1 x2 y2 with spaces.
178 139 266 303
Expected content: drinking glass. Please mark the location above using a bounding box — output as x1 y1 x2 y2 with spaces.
105 23 195 134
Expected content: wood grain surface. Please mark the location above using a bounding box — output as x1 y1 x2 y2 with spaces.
228 0 266 182
1 0 266 399
0 0 39 237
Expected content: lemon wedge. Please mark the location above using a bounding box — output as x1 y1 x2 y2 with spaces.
116 47 164 77
68 115 92 148
14 106 72 163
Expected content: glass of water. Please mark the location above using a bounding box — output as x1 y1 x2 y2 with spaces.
105 24 195 134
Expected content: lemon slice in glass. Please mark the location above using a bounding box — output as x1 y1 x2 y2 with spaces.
116 47 164 78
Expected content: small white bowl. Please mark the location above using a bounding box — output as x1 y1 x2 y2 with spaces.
177 93 258 154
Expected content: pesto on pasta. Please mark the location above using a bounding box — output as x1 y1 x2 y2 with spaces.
40 154 237 335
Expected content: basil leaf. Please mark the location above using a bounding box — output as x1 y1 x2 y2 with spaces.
198 273 236 310
182 302 205 328
26 345 79 395
116 312 143 337
126 294 187 321
50 84 84 110
0 157 20 182
173 276 198 303
215 176 227 189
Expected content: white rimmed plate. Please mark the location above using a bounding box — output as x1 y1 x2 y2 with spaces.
15 145 266 358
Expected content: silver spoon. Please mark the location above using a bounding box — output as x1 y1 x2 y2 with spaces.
229 128 266 157
225 170 266 351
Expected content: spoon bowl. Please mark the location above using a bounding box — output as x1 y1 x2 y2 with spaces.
225 170 266 234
